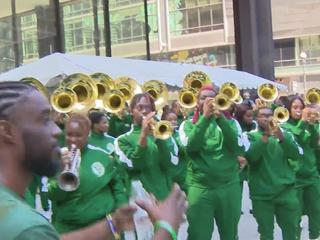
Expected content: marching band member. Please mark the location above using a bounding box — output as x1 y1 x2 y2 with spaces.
108 105 132 138
88 111 115 152
234 103 257 194
115 93 173 200
48 113 128 233
246 106 303 240
161 110 189 193
282 96 320 240
179 85 243 240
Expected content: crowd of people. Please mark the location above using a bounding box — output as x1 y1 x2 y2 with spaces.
0 80 319 240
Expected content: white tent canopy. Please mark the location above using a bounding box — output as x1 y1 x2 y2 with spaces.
0 52 286 90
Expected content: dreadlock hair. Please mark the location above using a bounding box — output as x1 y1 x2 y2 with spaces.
0 81 35 120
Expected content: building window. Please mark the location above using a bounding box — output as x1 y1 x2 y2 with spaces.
63 1 95 52
169 0 224 36
20 13 38 60
299 35 320 65
110 1 158 45
274 38 295 67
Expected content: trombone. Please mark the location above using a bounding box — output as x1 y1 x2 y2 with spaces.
58 144 81 192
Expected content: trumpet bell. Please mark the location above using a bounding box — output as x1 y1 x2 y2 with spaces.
142 80 168 110
61 73 98 110
90 73 115 100
233 95 243 104
178 88 197 109
20 77 49 98
103 90 126 113
115 77 142 102
258 84 278 102
153 120 173 140
58 171 80 192
220 82 240 102
213 93 232 111
51 88 78 113
274 106 289 123
306 88 320 105
184 71 211 90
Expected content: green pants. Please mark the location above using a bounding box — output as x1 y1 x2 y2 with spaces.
252 187 300 240
187 182 241 240
296 182 320 239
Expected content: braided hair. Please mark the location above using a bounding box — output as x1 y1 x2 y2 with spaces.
0 81 35 119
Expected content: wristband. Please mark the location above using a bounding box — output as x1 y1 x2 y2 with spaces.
106 214 120 240
154 220 177 240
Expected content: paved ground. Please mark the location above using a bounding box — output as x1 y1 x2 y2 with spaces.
37 182 309 240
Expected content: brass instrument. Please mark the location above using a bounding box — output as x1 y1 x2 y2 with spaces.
102 89 126 113
220 82 240 102
184 71 211 90
305 88 320 105
233 95 243 105
90 73 115 108
257 84 278 102
211 93 232 111
20 77 49 98
114 77 141 102
269 107 289 132
60 73 98 111
51 87 78 113
147 119 173 140
178 87 197 109
58 144 81 192
142 80 168 110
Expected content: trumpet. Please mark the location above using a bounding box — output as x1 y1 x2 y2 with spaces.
211 93 232 111
58 144 81 192
144 116 173 140
269 107 289 133
153 120 173 140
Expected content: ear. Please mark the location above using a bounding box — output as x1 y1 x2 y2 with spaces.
0 120 16 144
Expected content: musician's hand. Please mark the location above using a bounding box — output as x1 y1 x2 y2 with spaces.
203 98 214 119
237 156 247 169
141 112 156 137
136 184 188 231
60 147 71 170
301 107 312 123
112 205 137 232
273 127 284 142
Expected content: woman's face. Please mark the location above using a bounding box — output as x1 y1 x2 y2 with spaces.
243 109 254 125
290 99 304 120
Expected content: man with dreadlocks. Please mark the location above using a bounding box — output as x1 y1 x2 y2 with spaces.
179 84 243 240
0 81 187 240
